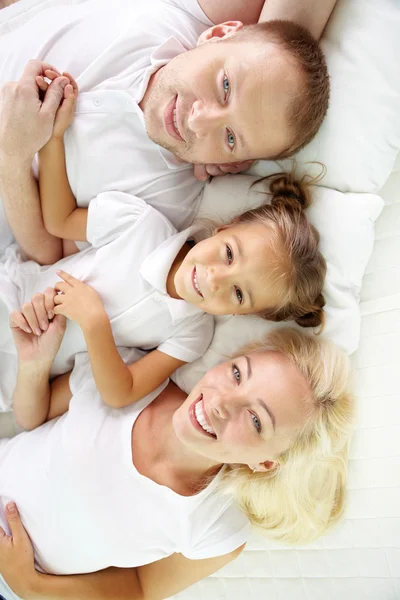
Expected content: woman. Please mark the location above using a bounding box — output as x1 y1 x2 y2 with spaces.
0 313 353 600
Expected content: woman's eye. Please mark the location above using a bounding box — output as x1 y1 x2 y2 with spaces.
251 413 261 433
232 364 241 384
226 245 233 264
235 287 243 304
223 74 230 97
227 130 235 150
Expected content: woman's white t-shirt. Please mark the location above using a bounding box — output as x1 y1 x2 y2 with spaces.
0 192 214 410
0 350 251 575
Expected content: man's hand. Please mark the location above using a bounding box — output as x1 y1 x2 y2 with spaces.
10 292 66 364
0 59 68 164
0 503 38 599
54 270 107 330
193 160 254 181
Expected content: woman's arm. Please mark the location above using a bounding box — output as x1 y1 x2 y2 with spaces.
38 72 87 242
0 505 245 600
53 271 185 407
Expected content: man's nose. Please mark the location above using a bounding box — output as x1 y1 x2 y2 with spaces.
187 100 224 138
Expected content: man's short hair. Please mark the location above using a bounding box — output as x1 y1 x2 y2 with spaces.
228 20 330 158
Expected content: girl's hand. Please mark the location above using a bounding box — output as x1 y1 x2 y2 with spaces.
54 270 107 330
0 503 38 599
10 300 66 365
37 70 78 139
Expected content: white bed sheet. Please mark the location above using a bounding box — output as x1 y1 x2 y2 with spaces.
0 163 399 599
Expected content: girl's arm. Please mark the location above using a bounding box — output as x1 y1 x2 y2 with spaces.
38 72 88 242
0 504 245 600
53 271 186 407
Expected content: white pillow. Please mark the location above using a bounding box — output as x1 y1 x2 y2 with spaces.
174 175 383 393
247 0 400 194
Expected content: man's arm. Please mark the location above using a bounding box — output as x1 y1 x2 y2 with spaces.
199 0 337 39
0 60 68 264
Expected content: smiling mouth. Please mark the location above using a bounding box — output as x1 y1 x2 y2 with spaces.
189 395 217 438
164 96 184 142
192 267 203 297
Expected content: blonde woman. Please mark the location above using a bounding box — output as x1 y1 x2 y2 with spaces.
0 315 353 600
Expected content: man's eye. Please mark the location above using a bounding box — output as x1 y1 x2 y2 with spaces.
226 245 233 264
227 130 235 149
251 413 261 433
232 364 241 384
235 287 243 304
223 75 230 97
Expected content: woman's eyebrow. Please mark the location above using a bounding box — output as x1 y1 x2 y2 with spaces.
245 356 276 430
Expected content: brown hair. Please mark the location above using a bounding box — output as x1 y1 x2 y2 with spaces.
226 20 330 158
229 174 326 329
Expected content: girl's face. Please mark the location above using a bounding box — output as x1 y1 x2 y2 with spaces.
172 349 312 468
174 222 285 315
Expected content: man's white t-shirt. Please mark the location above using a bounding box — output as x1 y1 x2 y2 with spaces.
0 351 250 578
0 193 214 410
0 0 213 250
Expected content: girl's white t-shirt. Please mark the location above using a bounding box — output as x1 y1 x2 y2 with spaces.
0 350 251 575
0 192 214 410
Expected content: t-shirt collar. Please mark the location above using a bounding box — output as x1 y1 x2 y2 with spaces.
140 224 205 323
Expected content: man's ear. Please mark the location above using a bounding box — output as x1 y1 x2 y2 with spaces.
248 460 278 473
197 21 243 47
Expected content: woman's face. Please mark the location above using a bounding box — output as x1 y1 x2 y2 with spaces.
172 349 312 469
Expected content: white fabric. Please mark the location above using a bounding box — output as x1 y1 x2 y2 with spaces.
0 0 213 254
0 350 250 581
247 0 400 194
0 193 214 410
173 177 383 392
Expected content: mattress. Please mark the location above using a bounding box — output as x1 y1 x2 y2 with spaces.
0 163 399 599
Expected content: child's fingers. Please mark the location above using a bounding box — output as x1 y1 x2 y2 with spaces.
21 302 41 336
62 71 78 94
56 271 79 286
9 311 32 335
31 294 49 332
54 281 69 295
43 288 56 320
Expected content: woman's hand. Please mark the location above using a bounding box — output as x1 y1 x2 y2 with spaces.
10 291 66 364
0 503 38 599
54 270 107 330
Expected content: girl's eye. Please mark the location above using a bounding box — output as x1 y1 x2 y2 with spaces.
235 287 243 304
251 413 262 433
232 364 241 384
227 130 235 150
226 245 233 264
223 75 230 97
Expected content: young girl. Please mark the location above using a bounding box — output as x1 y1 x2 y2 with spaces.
1 74 326 414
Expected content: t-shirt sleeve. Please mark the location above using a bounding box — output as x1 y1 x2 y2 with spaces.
157 313 214 363
182 500 251 561
86 191 150 248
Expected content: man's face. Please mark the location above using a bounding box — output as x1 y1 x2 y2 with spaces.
141 28 299 164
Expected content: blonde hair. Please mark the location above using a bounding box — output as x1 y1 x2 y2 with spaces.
229 173 327 329
219 328 354 544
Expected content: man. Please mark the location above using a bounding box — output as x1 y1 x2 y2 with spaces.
0 0 336 265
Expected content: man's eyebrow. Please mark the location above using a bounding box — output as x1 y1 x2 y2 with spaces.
258 398 276 431
232 234 255 309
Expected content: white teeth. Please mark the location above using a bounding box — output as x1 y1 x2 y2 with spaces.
195 401 216 436
193 270 202 295
173 108 178 134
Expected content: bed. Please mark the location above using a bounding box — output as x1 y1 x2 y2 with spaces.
0 0 399 598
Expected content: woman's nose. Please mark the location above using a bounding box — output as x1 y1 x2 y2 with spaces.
187 100 223 138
